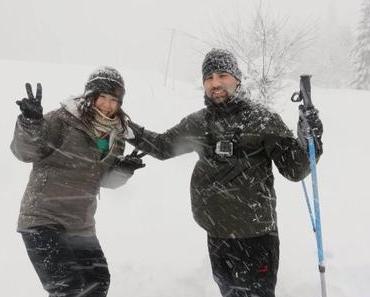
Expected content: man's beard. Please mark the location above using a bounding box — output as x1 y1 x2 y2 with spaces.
209 86 234 103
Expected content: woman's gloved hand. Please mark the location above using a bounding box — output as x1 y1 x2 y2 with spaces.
115 149 146 174
16 83 43 121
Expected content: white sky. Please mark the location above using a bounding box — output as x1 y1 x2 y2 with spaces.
0 0 362 59
0 0 364 85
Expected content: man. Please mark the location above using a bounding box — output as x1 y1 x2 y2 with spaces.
128 49 323 297
11 66 144 297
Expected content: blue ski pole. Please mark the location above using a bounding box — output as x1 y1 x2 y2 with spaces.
292 75 327 297
307 136 327 297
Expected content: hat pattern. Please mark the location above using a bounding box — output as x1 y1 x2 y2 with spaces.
84 66 125 103
202 49 242 82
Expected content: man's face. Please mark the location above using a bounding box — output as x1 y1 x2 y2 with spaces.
203 72 239 104
94 93 120 118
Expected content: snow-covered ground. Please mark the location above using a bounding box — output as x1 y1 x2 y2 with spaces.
1 60 369 297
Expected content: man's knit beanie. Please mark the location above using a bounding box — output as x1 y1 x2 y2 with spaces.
202 49 242 82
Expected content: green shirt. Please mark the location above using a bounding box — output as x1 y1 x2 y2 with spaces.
96 138 109 156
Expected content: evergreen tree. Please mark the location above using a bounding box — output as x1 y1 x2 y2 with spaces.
352 0 370 90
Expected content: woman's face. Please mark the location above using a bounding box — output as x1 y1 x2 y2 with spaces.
94 93 120 118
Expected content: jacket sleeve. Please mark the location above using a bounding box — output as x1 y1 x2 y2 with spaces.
264 113 323 182
100 167 133 189
10 111 64 163
127 112 201 160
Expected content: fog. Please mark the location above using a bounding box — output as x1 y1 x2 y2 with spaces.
0 0 363 84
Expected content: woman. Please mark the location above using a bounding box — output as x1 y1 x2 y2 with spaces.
11 66 144 297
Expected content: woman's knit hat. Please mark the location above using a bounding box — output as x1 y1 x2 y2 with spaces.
84 66 125 103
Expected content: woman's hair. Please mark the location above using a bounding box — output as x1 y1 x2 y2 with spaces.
78 92 130 132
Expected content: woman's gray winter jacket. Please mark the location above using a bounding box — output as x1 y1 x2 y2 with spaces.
129 96 322 238
11 99 130 236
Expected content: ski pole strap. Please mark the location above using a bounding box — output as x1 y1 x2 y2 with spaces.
301 180 316 232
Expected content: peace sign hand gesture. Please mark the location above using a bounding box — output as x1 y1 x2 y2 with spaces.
16 83 43 120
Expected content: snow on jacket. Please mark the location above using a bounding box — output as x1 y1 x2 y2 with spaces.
11 98 131 236
128 94 322 238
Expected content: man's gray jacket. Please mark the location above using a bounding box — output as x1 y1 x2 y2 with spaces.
129 95 322 238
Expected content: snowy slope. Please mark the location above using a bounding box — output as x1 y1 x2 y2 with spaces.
1 60 369 297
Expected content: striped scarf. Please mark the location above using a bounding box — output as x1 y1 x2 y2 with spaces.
91 107 124 138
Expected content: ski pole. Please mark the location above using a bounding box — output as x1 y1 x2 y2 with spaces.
292 75 327 297
307 136 327 297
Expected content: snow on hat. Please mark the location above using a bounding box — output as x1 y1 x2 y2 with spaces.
84 66 125 103
202 48 242 82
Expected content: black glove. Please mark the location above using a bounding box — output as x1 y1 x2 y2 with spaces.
115 149 146 174
16 83 43 120
297 105 323 148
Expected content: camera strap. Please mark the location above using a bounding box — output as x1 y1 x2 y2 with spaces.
203 110 265 186
213 147 264 186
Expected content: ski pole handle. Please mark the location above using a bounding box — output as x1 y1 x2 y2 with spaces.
291 75 314 108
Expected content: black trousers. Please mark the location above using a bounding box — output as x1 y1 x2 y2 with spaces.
207 234 279 297
21 225 110 297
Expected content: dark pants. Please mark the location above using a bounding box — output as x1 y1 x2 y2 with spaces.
207 234 279 297
21 226 110 297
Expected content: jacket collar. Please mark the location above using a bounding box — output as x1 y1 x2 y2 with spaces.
59 97 97 140
60 97 84 119
60 97 134 140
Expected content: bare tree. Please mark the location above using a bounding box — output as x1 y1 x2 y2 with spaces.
210 2 314 107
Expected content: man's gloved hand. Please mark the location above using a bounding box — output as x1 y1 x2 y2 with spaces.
115 149 146 174
16 83 43 120
297 105 323 148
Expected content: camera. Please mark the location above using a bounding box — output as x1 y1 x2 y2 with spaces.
215 140 233 157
